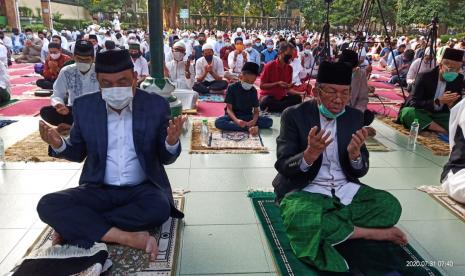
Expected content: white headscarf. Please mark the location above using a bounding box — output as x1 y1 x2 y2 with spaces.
449 98 465 151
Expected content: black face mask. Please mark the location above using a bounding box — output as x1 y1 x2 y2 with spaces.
283 54 292 64
130 52 141 59
198 39 206 45
205 55 213 62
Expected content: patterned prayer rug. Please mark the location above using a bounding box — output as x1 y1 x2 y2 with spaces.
4 131 68 162
417 186 465 223
190 118 269 154
378 116 449 156
198 94 225 103
368 95 403 105
12 195 185 276
249 191 442 276
365 137 390 152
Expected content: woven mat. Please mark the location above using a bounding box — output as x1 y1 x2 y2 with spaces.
365 137 390 152
418 185 465 223
368 95 403 105
378 116 449 156
249 191 442 275
5 131 68 162
17 195 185 276
190 119 268 154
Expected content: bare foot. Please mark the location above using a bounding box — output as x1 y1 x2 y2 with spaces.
366 227 408 245
124 231 159 261
249 126 259 136
52 230 63 245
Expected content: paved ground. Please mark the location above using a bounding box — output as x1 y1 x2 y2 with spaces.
0 116 463 275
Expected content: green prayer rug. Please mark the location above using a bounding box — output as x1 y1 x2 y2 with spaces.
249 192 442 276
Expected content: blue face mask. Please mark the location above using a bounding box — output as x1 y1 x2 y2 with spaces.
318 103 346 119
442 72 458 82
255 42 262 47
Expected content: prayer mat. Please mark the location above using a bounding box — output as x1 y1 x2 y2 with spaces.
11 195 185 276
0 99 19 109
378 116 449 156
417 186 465 223
198 94 225 103
196 101 225 117
249 191 442 276
368 95 403 105
182 108 198 115
437 134 449 144
365 137 390 152
190 118 269 154
0 98 49 116
0 119 17 128
5 131 68 162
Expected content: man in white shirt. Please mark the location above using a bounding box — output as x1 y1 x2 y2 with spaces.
0 61 11 104
227 37 248 81
274 61 406 273
0 39 8 66
232 27 246 42
40 40 100 128
37 49 186 261
193 44 228 94
166 41 194 89
406 48 435 86
128 42 149 85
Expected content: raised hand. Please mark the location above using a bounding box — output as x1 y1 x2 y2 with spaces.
166 115 187 146
303 126 333 165
39 120 63 149
347 127 369 160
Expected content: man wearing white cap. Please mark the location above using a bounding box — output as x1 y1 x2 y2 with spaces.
166 41 195 89
193 43 228 94
232 27 246 42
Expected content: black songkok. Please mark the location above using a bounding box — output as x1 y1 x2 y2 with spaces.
95 49 134 73
317 61 352 85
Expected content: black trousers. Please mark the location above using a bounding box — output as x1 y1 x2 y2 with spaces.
40 105 73 126
192 80 229 94
37 182 171 249
259 95 302 113
36 79 55 90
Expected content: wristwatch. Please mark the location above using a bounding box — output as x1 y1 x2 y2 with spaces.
350 156 362 163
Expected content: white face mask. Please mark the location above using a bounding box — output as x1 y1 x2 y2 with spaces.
245 47 253 52
173 51 185 61
101 86 133 110
50 53 61 60
241 81 254 90
76 62 92 73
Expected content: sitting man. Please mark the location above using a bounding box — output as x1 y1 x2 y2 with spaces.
36 43 71 90
220 36 235 69
0 60 11 104
244 40 261 66
128 42 149 85
193 44 228 94
166 41 195 89
339 49 373 126
441 98 465 203
15 28 43 64
400 48 464 134
40 40 99 128
259 42 302 113
227 37 248 82
215 62 273 135
388 49 414 87
37 49 186 260
406 47 434 88
273 61 406 273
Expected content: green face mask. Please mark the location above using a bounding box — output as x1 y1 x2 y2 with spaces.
442 72 458 82
318 103 346 119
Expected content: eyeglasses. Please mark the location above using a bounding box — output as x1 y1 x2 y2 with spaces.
442 63 461 73
318 88 351 100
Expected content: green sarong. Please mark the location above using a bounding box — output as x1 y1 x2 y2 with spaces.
399 107 449 131
0 88 11 104
280 185 402 272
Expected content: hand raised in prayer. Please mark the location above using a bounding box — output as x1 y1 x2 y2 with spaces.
39 120 63 149
347 127 369 161
242 52 247 59
166 115 187 146
303 126 333 165
439 92 460 108
55 104 69 115
205 64 213 73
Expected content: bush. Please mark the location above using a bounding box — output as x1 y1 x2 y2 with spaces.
440 33 465 43
22 23 45 32
55 19 92 30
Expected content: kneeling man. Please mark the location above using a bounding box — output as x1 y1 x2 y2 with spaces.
37 49 186 260
273 61 407 272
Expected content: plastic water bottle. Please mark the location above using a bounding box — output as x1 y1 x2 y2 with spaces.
408 119 420 150
0 136 5 167
201 119 209 147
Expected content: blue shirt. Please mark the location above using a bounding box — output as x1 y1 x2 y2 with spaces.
246 48 261 65
387 49 399 67
261 49 277 64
